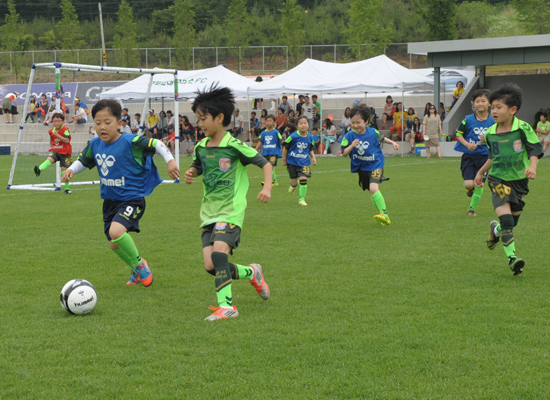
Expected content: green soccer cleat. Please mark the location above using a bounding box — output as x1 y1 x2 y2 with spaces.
467 209 476 216
487 220 500 250
374 214 391 226
508 257 525 276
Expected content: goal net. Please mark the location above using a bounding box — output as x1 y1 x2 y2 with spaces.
7 62 181 191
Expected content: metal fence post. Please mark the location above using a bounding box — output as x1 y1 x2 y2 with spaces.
145 48 148 68
262 46 265 73
10 52 12 74
334 44 336 63
193 47 195 70
216 47 218 66
169 48 171 67
310 45 312 59
54 50 56 62
286 46 288 70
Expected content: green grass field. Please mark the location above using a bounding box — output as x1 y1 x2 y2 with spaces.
1 154 550 400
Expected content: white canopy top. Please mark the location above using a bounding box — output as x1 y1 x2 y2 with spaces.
99 65 252 100
247 55 434 97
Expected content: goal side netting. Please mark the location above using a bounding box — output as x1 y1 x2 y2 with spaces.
7 62 181 191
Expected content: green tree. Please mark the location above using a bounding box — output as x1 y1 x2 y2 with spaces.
514 0 550 34
113 0 139 68
1 0 28 82
343 0 393 60
280 0 306 67
225 0 252 73
58 0 86 63
456 1 493 39
173 0 196 70
416 0 458 41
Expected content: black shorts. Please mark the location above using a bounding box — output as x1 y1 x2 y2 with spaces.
358 169 386 191
460 153 488 181
264 155 278 167
487 176 529 212
49 151 73 169
201 222 241 253
287 164 311 179
103 197 146 241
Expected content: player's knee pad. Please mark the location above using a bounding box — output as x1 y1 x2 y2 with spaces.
211 251 231 290
300 179 307 186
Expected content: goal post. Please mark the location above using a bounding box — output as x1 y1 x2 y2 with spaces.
7 62 181 191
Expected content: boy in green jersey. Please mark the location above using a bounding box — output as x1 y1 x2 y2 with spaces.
184 85 272 321
535 112 550 152
474 83 543 275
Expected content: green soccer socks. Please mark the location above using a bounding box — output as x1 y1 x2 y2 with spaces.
113 248 134 268
212 252 233 308
272 170 277 183
469 185 483 211
229 262 254 280
499 214 516 260
371 190 388 215
112 232 142 269
299 180 307 200
38 159 51 172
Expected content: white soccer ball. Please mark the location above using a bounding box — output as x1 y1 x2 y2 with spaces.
60 279 97 315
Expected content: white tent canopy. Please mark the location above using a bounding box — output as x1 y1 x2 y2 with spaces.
247 55 434 97
100 65 252 100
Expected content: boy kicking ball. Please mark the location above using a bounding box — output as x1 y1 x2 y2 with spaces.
474 83 543 275
62 99 180 286
185 85 272 321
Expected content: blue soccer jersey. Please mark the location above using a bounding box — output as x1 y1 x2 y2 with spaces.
259 129 283 157
341 127 385 172
284 132 315 167
78 133 162 201
454 113 495 155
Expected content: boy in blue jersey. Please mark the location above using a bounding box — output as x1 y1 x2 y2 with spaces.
454 89 495 216
282 115 317 206
341 104 399 225
184 85 272 322
62 99 180 287
255 114 283 187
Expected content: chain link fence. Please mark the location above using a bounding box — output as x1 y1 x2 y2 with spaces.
0 43 427 82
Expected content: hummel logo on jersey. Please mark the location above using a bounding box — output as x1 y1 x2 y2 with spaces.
356 140 370 155
265 136 273 144
296 142 308 152
95 153 116 176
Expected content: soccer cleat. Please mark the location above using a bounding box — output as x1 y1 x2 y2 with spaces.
487 220 500 250
126 271 141 286
135 258 153 287
288 185 296 194
204 305 239 321
261 182 265 186
64 189 72 195
374 214 391 226
466 188 474 197
272 182 278 187
508 257 525 276
248 263 270 300
298 199 307 206
34 165 41 177
467 209 476 216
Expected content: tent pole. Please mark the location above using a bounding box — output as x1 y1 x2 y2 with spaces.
401 88 405 157
247 92 251 143
138 74 154 136
174 71 179 174
320 92 324 155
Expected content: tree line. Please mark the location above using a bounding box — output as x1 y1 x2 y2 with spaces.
1 0 548 78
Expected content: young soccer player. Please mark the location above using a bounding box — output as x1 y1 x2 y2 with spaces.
62 99 180 286
341 104 399 225
282 115 317 206
474 83 543 275
184 85 272 321
255 113 282 187
454 88 495 216
34 112 73 194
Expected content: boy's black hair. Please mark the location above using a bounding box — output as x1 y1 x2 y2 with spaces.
350 104 371 122
51 112 65 121
311 127 319 132
471 88 491 102
489 83 523 112
135 113 141 117
266 114 276 121
191 83 235 127
250 111 256 116
92 99 122 120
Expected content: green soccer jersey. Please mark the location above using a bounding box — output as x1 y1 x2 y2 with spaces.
486 117 543 181
191 132 268 228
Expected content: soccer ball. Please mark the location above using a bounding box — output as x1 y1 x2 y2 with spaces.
60 279 97 315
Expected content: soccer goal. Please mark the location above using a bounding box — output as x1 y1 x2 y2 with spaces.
7 62 181 191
